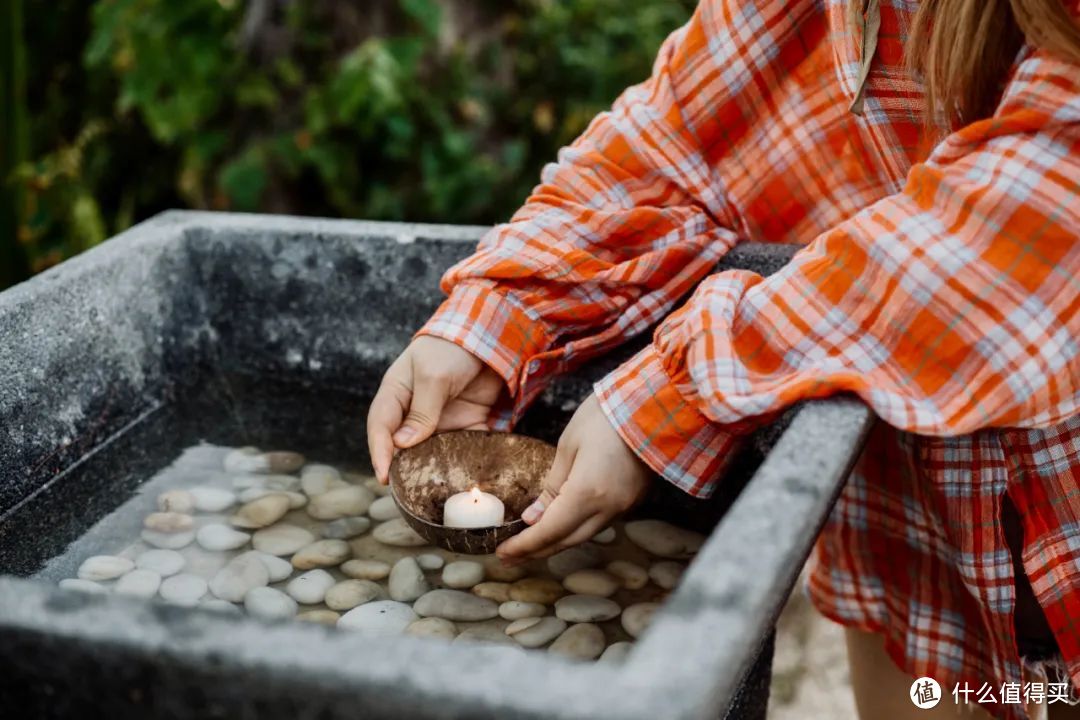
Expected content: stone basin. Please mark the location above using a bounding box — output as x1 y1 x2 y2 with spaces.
0 211 873 719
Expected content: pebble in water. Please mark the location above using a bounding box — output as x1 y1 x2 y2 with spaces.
202 599 242 615
159 574 209 606
141 529 195 550
143 512 193 533
237 550 294 582
624 520 704 559
224 448 305 474
230 494 291 529
562 569 620 598
606 561 648 590
416 553 445 571
338 600 418 636
621 602 659 638
291 539 351 570
325 580 385 611
554 595 622 623
592 527 617 544
307 486 374 521
549 623 605 661
286 570 336 604
389 557 430 602
157 490 195 514
473 582 511 603
368 496 401 521
510 617 567 648
196 524 251 552
297 610 341 625
245 587 299 621
78 555 134 581
483 558 528 583
372 519 426 547
322 516 371 540
499 601 546 621
209 554 270 602
364 477 390 497
300 465 348 496
115 569 162 598
508 578 565 605
238 487 307 510
505 617 542 636
59 578 106 594
649 561 685 590
406 617 458 640
252 524 316 556
413 589 499 622
135 549 185 577
455 624 516 646
340 559 391 581
598 641 633 664
442 561 484 589
189 486 237 513
547 543 604 578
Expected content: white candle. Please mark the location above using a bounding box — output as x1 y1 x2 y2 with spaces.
443 486 505 528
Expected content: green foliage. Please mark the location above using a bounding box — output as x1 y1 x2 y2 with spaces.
9 0 695 280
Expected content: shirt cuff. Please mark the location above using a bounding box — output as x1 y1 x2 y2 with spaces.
594 343 741 498
417 281 559 428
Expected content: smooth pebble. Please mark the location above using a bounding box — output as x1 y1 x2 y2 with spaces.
624 520 705 559
238 487 307 509
549 623 605 660
498 601 546 621
364 477 390 497
592 527 617 544
115 569 162 598
201 599 242 614
546 543 603 578
59 578 106 594
143 512 193 533
621 602 659 638
510 616 566 648
338 600 418 636
300 465 347 496
340 559 391 581
322 516 371 540
231 494 291 529
135 549 185 577
606 560 649 590
554 595 621 623
244 586 299 620
389 557 430 602
157 490 195 513
455 625 516 646
252 524 316 556
286 569 337 604
505 617 542 636
416 553 445 571
562 569 620 597
325 579 385 610
225 448 304 474
599 641 634 664
372 519 426 547
307 486 375 520
78 555 134 581
291 539 351 569
209 554 270 602
472 582 511 603
196 524 251 551
159 574 208 606
442 561 484 589
189 486 237 513
237 550 294 582
141 529 195 549
649 561 685 590
413 589 499 622
405 617 458 640
297 609 341 625
508 578 565 605
368 496 401 521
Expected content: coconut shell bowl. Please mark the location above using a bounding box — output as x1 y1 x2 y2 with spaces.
388 430 556 555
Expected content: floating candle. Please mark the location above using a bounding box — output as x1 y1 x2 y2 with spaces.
443 486 505 528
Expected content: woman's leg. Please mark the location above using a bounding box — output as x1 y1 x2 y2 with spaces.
845 626 994 719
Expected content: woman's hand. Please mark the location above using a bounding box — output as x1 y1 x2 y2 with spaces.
366 336 506 484
496 393 652 562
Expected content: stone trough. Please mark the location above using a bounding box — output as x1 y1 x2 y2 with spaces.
0 212 874 719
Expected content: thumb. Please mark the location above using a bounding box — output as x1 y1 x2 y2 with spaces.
393 371 450 447
521 440 574 525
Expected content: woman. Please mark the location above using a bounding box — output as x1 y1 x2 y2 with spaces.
366 1 1080 717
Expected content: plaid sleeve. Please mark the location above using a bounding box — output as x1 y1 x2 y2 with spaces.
597 51 1080 493
419 0 757 429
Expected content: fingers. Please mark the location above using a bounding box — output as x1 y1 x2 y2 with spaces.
499 491 597 561
392 367 451 448
367 380 407 484
521 438 575 525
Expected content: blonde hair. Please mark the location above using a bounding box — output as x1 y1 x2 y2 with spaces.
850 0 1080 127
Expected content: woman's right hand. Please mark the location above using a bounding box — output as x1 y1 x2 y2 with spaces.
366 335 507 484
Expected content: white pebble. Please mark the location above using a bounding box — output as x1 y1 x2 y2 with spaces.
325 580 385 611
300 465 347 496
599 641 634 664
59 578 106 594
159 574 208 606
141 529 195 550
143 512 193 533
196 524 251 551
498 601 546 621
341 559 391 581
442 561 485 589
372 518 426 547
237 550 294 582
549 623 605 660
322 516 371 539
252 524 315 556
621 602 659 638
368 496 401 521
78 555 134 581
338 600 418 635
416 553 445 571
592 527 617 544
606 560 649 590
554 595 622 623
157 490 195 513
510 617 567 648
388 557 430 602
189 486 237 513
307 486 374 520
209 554 270 602
239 487 306 509
291 539 351 570
135 549 185 577
116 569 162 598
649 560 685 590
286 570 336 604
245 586 298 620
201 599 242 614
624 520 705 559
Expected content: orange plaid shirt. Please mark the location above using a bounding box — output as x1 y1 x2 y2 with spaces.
419 1 1080 715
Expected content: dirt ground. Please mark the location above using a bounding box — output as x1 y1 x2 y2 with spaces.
768 565 859 720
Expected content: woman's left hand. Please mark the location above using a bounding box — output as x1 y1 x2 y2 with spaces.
496 393 653 563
